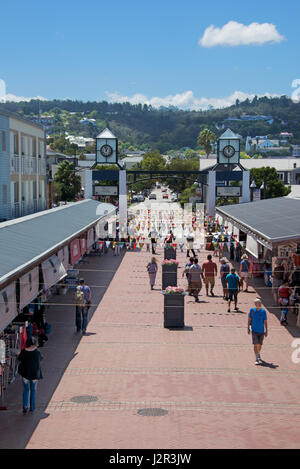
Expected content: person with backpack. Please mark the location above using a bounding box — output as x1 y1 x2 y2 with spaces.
74 279 91 333
248 299 268 365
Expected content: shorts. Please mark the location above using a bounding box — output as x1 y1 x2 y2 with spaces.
240 272 249 279
228 289 238 302
221 277 227 289
204 277 215 288
190 280 202 291
252 332 265 345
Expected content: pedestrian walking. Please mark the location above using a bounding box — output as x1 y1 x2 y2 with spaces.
188 258 204 302
202 254 218 296
147 257 158 290
151 236 156 254
248 298 268 365
226 268 240 312
75 278 91 334
186 233 196 257
114 240 120 256
220 257 230 300
278 281 291 326
183 257 194 295
18 336 43 414
239 254 251 292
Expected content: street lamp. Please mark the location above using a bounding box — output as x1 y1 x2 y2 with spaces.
260 179 266 199
250 179 256 202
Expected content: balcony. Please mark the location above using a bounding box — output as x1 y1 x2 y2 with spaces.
11 202 21 219
11 155 20 174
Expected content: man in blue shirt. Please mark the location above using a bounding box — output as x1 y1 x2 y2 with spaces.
248 298 268 365
226 268 240 312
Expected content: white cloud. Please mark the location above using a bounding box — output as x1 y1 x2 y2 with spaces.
4 93 47 102
106 90 281 111
199 21 285 47
0 80 48 102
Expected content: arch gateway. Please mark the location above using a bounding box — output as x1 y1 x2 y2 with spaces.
83 128 250 238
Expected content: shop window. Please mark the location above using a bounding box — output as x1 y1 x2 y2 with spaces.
2 184 7 205
1 130 6 152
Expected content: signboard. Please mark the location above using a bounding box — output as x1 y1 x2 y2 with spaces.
216 186 241 197
94 185 118 196
65 269 80 291
70 239 81 265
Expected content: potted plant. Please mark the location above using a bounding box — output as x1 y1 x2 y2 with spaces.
162 286 185 328
162 259 179 291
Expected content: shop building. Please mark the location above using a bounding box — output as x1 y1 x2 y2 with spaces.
0 110 47 221
0 199 115 397
216 197 300 277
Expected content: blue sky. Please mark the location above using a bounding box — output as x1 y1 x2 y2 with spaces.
0 0 299 109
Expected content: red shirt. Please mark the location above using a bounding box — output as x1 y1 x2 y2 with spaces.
278 286 291 298
202 260 217 277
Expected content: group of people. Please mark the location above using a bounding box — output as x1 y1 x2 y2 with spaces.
272 259 300 326
182 253 251 312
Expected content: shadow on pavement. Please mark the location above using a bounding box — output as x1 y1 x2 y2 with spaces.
0 250 125 449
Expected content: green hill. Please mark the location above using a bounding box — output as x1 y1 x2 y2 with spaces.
1 95 299 152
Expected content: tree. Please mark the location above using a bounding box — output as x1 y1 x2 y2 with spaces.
184 149 199 159
250 167 291 199
197 129 216 158
240 151 251 159
54 161 82 202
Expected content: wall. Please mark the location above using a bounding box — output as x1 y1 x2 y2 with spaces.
0 114 11 220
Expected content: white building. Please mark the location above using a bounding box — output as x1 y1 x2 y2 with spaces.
0 110 47 221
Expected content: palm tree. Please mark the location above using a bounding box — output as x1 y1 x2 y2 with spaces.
197 129 216 159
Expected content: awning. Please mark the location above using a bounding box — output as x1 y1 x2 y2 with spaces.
57 245 70 270
0 283 17 332
41 255 66 290
19 266 40 310
70 239 81 265
80 238 86 256
87 228 95 249
246 234 259 259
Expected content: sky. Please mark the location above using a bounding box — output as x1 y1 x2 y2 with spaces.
0 0 299 110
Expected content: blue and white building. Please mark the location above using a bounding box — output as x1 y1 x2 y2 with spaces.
0 110 47 221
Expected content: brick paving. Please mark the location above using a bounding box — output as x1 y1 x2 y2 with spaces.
1 247 300 449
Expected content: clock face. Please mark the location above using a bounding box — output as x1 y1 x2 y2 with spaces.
222 145 236 159
100 144 113 157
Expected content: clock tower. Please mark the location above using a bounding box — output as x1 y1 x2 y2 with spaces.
217 129 240 165
96 128 118 165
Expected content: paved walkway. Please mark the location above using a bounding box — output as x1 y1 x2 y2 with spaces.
1 248 300 449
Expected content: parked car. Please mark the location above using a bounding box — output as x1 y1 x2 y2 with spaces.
137 194 145 202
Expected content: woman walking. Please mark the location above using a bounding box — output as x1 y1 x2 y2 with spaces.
18 336 43 414
147 257 158 290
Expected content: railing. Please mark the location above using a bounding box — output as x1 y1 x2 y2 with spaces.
11 202 20 219
11 154 43 175
11 156 20 174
